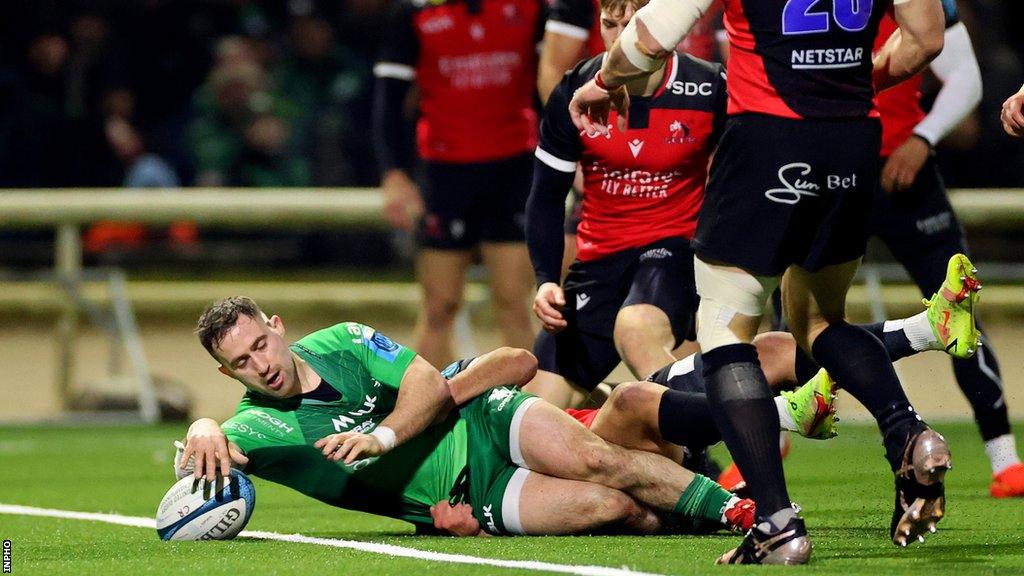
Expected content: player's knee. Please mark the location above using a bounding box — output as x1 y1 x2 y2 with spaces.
752 331 797 386
577 441 619 480
608 381 657 415
694 259 777 351
585 488 643 527
615 306 671 347
421 297 462 327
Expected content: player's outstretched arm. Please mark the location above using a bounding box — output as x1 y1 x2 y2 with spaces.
178 417 248 483
447 348 538 405
317 356 454 464
1002 84 1024 137
873 0 944 91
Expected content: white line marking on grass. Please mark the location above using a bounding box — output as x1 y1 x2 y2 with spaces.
0 504 668 576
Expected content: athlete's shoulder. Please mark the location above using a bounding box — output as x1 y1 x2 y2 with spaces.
567 53 604 89
678 53 726 83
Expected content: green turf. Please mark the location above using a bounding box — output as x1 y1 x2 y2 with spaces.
1 423 1022 575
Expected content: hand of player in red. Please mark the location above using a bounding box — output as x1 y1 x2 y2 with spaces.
880 136 929 194
180 418 248 483
534 282 568 333
430 500 487 537
381 169 425 231
315 432 385 464
1001 89 1024 137
569 79 630 136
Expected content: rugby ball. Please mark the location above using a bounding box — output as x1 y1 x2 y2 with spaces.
155 469 255 541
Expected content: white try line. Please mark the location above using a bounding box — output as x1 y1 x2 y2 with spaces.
0 504 668 576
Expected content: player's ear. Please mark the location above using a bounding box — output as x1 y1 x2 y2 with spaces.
267 314 285 336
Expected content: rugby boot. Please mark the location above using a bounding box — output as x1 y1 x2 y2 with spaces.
723 498 757 533
924 253 982 359
990 463 1024 498
781 368 839 440
716 516 812 565
891 427 952 547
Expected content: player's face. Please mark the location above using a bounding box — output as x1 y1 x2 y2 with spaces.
600 6 636 51
214 313 299 398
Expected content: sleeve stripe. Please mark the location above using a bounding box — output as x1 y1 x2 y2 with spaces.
373 62 416 81
535 148 578 173
544 20 590 41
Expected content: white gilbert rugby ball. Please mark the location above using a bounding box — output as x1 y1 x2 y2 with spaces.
156 469 255 541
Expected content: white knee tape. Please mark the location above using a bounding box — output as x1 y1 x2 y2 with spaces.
694 258 779 351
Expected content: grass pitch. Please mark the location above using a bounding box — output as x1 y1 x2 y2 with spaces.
1 422 1022 575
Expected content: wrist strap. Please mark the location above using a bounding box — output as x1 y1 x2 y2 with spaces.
594 70 610 91
370 425 397 452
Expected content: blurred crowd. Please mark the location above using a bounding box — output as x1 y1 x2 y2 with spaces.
0 0 1022 266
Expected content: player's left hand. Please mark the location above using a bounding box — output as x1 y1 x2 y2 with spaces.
1001 90 1024 137
315 432 385 464
430 500 486 537
569 79 629 136
881 136 929 194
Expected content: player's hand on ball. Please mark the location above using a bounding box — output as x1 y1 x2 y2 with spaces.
430 500 486 537
534 282 568 333
881 136 929 193
315 432 385 464
1001 89 1024 137
181 418 248 483
569 78 630 136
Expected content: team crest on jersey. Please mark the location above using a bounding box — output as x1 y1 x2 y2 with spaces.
362 327 402 361
487 387 518 411
666 121 695 145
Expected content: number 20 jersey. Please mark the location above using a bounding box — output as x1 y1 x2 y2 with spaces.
722 0 889 119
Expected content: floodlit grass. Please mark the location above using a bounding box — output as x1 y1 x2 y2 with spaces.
1 422 1022 575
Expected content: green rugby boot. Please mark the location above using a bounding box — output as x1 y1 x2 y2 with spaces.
782 368 838 440
924 253 982 359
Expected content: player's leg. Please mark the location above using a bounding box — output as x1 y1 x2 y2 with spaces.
413 249 474 367
589 381 685 459
479 152 537 351
783 260 950 546
614 238 697 380
481 242 535 350
515 470 663 535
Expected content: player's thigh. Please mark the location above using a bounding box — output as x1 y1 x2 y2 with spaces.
782 258 862 346
516 471 655 535
590 381 677 457
480 242 534 305
517 398 621 479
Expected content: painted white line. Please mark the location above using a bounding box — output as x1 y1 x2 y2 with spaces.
0 504 668 576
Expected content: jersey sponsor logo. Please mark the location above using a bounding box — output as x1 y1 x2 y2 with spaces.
482 504 498 533
350 395 378 417
437 51 522 89
628 139 645 158
419 14 454 34
249 410 296 434
595 165 681 200
666 121 695 145
222 422 268 441
668 81 712 97
576 293 591 310
332 414 356 432
790 47 865 70
469 22 485 41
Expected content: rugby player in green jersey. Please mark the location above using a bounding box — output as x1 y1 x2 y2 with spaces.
178 296 755 536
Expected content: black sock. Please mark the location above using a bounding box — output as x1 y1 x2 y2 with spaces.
812 322 923 469
861 321 917 361
953 331 1011 440
703 343 790 518
793 347 821 383
658 390 722 449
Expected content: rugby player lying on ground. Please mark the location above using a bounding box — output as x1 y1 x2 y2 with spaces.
176 296 770 537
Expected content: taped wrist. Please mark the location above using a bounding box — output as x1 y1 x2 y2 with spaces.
370 426 397 452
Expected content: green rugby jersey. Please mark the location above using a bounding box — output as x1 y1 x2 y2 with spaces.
221 322 467 525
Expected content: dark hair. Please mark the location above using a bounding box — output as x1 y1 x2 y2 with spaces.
195 296 264 358
599 0 649 17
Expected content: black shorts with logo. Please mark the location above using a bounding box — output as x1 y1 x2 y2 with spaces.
693 114 882 276
533 237 698 390
417 152 533 250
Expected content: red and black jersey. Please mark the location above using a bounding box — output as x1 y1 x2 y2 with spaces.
375 0 545 163
546 0 723 61
722 0 889 119
536 52 726 262
874 0 960 156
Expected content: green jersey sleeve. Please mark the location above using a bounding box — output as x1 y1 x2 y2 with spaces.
221 398 305 455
